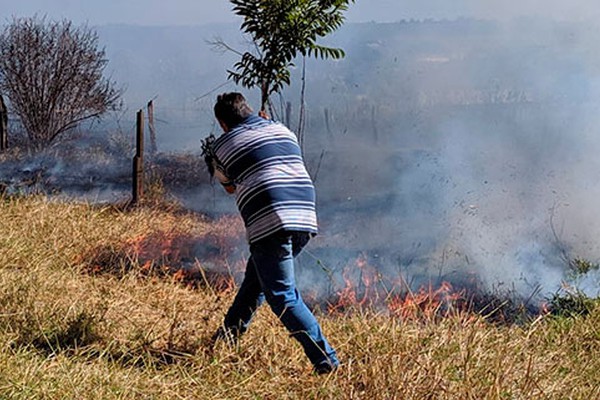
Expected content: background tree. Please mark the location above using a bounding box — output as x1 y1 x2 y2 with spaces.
227 0 355 114
0 16 121 148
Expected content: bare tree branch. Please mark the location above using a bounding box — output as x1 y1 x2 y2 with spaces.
0 16 122 149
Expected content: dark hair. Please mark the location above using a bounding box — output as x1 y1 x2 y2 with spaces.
214 92 254 128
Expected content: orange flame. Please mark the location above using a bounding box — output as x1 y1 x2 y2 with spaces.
329 253 382 312
327 254 469 321
387 281 466 321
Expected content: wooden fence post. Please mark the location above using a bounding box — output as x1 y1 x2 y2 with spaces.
0 94 8 151
147 100 157 156
132 109 144 205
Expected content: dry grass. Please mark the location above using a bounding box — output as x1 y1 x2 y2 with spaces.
1 195 599 399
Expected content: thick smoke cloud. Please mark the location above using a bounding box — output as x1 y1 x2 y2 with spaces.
423 19 600 297
291 16 600 301
87 16 600 302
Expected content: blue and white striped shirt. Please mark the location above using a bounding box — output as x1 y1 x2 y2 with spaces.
212 114 318 243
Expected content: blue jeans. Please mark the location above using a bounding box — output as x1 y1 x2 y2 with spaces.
222 231 339 368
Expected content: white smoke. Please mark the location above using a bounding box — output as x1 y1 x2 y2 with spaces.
294 15 600 302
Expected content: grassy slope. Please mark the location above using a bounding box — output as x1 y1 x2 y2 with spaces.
1 196 599 399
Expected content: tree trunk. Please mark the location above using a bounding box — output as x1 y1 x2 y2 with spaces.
261 81 269 112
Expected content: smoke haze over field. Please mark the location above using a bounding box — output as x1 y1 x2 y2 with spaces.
292 16 600 301
1 2 600 303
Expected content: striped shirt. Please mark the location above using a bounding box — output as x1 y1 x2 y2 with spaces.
212 114 318 243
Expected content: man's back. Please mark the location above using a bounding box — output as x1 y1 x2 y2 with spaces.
213 114 317 243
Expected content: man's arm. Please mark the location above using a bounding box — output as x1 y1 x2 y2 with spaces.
213 164 236 194
201 134 236 194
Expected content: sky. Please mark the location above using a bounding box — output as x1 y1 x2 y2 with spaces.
0 0 598 26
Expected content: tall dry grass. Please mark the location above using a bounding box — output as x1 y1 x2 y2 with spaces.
1 195 599 399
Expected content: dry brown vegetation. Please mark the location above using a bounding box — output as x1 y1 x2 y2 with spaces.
1 195 599 399
0 16 121 148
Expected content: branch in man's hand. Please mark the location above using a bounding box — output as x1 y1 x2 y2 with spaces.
201 134 217 177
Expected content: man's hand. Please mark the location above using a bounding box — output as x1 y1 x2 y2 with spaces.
222 181 236 194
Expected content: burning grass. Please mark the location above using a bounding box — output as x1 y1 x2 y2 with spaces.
318 252 544 325
1 195 599 399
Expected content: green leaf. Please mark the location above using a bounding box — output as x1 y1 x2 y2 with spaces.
226 0 354 101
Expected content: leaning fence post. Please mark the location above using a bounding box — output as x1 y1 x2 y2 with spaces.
0 94 8 151
132 109 144 205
